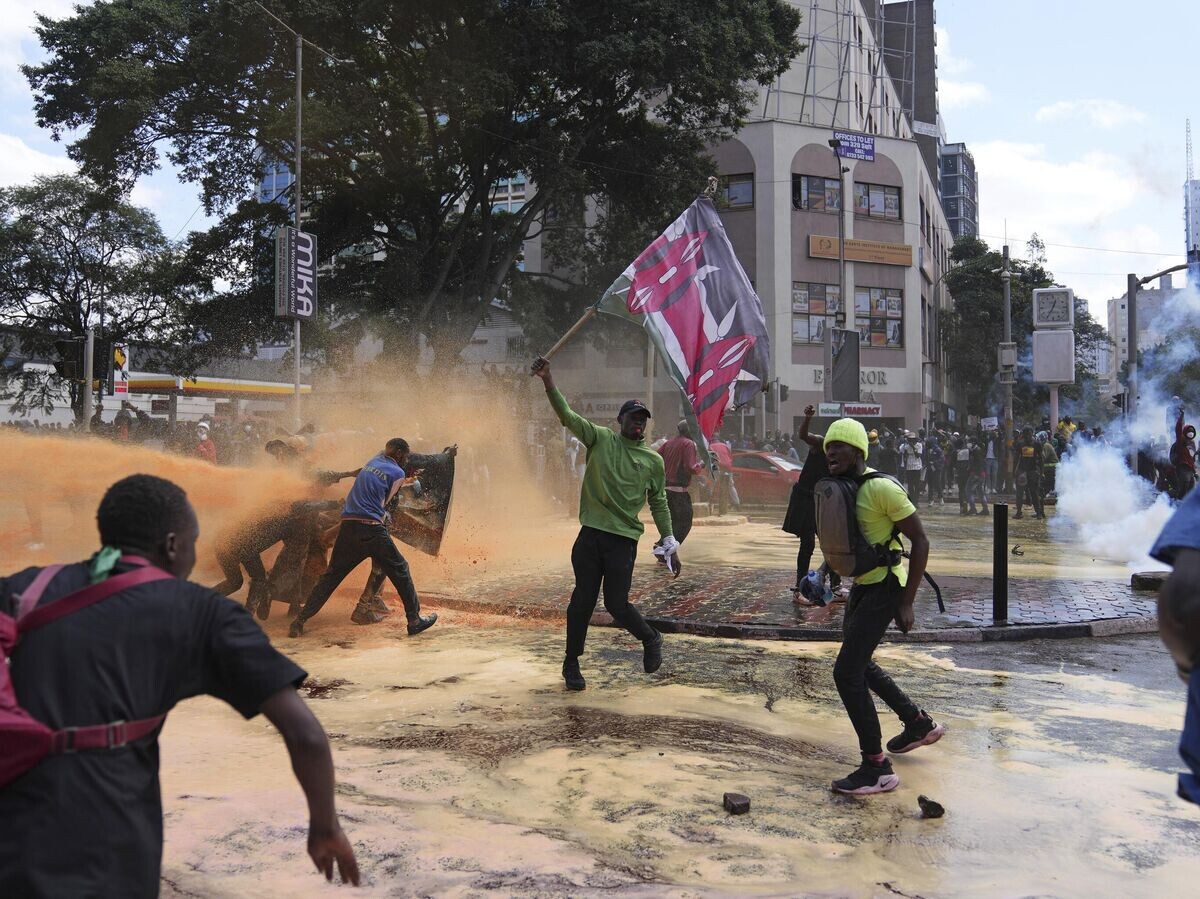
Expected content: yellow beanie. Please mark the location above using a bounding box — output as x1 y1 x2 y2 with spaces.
824 418 869 457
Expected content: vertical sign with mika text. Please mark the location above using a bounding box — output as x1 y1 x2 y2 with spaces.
274 227 318 320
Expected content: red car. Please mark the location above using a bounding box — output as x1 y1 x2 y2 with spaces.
729 451 803 504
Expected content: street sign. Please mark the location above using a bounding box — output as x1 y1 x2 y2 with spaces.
113 344 129 395
274 227 318 320
1032 329 1076 384
833 130 875 162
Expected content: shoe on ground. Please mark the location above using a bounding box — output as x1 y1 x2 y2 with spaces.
406 613 438 636
831 754 900 795
643 632 663 674
366 595 393 616
887 711 946 754
563 655 586 691
288 617 305 638
351 603 386 626
1013 512 1023 519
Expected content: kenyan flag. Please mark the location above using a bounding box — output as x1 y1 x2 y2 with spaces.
594 197 771 459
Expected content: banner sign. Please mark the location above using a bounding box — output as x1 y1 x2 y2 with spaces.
817 403 843 417
810 235 913 267
833 130 875 161
274 227 318 320
981 416 999 430
112 344 129 395
842 402 883 417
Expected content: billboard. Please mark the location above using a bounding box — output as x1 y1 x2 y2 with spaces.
274 227 318 320
833 130 875 162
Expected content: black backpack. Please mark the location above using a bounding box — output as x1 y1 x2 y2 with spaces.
813 472 905 577
813 472 945 611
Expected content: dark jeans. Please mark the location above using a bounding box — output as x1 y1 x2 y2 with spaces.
956 463 972 510
796 528 816 587
667 490 694 544
904 469 922 505
833 573 920 755
566 526 657 657
299 520 422 623
1016 472 1044 517
926 467 942 503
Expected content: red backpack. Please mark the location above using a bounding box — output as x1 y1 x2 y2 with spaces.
0 559 174 788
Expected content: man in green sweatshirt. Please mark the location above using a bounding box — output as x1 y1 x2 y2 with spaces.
531 356 677 691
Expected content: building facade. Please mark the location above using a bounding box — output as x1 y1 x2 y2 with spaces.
1107 275 1175 397
939 142 978 239
540 0 958 439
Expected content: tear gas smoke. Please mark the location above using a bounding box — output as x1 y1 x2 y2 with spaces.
1053 440 1172 570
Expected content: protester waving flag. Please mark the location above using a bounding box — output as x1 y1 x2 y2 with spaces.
593 196 770 456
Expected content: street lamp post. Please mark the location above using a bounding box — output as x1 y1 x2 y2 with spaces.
293 32 303 430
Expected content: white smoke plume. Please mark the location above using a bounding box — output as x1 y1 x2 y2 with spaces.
1050 280 1200 569
1053 442 1173 570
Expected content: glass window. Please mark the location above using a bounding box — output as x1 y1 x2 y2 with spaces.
722 174 754 208
854 181 902 221
792 174 840 212
791 281 849 346
849 286 903 348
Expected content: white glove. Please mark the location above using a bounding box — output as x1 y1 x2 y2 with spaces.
653 536 681 575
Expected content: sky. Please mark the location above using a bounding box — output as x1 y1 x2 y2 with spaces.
1 0 1197 324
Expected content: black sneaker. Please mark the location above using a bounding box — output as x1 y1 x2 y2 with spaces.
886 711 946 754
563 656 586 691
831 754 899 795
288 617 305 638
643 632 663 674
406 613 438 636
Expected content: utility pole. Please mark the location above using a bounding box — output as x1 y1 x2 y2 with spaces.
1000 245 1014 493
81 327 95 432
293 32 303 431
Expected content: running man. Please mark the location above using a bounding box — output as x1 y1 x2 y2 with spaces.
289 439 437 637
822 418 944 795
531 356 675 691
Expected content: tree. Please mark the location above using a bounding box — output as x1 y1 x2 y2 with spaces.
941 234 1109 423
25 0 803 370
0 175 199 421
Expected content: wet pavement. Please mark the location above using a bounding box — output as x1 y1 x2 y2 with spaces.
158 612 1200 897
425 567 1157 642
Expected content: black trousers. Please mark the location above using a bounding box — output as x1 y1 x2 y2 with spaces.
666 490 694 544
833 573 920 755
956 463 972 510
566 526 657 657
904 470 922 505
214 549 268 607
1016 472 1044 517
299 520 422 623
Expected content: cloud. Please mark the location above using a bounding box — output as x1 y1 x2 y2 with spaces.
0 0 75 97
0 132 73 186
970 140 1183 312
940 81 990 111
1034 99 1147 130
934 25 989 111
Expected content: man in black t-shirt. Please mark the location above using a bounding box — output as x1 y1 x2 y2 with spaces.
782 405 840 601
0 475 359 897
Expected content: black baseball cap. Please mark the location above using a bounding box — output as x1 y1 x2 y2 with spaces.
618 399 652 418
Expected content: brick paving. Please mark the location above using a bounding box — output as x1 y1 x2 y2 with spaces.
426 566 1158 642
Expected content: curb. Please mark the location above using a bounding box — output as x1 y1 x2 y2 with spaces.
421 594 1158 644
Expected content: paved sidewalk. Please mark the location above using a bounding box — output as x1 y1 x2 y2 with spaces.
425 565 1158 643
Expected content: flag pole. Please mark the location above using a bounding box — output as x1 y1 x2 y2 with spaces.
540 307 597 361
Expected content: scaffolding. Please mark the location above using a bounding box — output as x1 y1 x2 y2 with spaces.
760 0 915 137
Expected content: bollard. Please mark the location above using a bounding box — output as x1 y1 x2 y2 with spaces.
993 503 1008 624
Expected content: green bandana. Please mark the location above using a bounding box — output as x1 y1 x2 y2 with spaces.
88 545 124 584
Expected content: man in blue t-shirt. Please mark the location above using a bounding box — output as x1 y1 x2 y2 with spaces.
290 438 437 637
1150 489 1200 804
